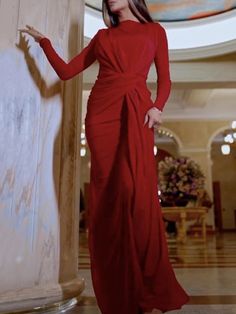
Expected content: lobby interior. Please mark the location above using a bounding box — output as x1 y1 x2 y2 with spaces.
0 0 236 313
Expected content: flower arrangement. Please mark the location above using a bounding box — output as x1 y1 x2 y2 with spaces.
158 156 205 206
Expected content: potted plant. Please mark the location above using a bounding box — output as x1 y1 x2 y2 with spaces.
158 156 205 207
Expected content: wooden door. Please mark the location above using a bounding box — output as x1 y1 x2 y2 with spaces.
213 181 223 231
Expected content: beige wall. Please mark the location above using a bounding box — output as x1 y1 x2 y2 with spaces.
0 0 85 311
162 120 231 228
212 143 236 229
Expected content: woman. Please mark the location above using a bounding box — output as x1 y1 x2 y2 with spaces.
19 0 190 313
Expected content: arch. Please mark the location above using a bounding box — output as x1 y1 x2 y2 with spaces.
155 126 183 151
207 124 232 151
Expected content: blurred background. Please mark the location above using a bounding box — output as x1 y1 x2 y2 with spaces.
0 0 236 313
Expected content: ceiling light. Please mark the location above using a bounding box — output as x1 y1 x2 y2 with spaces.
221 144 230 155
80 148 86 156
224 134 234 143
232 121 236 129
153 145 158 156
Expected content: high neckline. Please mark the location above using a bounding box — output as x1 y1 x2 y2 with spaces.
119 19 142 25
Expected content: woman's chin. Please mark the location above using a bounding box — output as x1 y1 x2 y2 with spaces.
110 8 119 13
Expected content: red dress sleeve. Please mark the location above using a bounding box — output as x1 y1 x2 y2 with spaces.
151 23 172 112
39 30 100 80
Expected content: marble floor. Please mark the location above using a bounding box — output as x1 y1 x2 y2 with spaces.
68 231 236 314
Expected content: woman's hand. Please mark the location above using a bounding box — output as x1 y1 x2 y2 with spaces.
18 25 45 43
143 107 162 129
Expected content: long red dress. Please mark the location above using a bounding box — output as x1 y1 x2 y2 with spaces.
39 20 190 314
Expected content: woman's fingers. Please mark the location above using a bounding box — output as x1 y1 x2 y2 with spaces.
148 116 162 129
18 25 32 31
144 114 161 128
143 114 148 126
148 117 153 128
144 108 162 128
26 25 35 31
18 25 36 34
18 28 32 35
18 25 44 42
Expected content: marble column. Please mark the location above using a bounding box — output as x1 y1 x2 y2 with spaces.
0 0 85 311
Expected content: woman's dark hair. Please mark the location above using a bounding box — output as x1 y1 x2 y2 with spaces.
102 0 154 27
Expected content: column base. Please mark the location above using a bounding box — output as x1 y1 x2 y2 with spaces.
0 277 84 313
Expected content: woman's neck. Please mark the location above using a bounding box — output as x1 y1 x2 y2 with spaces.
118 8 139 23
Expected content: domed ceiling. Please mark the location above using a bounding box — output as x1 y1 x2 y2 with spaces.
85 0 236 22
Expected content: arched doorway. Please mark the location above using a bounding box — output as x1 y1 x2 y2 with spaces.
154 127 181 164
154 127 181 236
210 126 236 232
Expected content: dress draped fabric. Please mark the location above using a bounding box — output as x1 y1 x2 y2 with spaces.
39 20 190 314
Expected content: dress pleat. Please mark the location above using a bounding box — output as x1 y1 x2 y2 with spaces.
85 73 189 314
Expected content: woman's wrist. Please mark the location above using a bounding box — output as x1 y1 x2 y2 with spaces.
39 37 50 47
38 36 45 43
150 107 162 114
